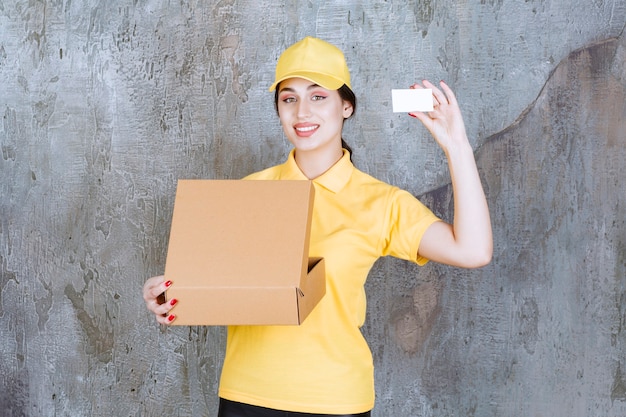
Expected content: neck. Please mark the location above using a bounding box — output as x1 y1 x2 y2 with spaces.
294 145 344 179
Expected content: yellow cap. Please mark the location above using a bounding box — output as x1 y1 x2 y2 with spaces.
269 37 351 92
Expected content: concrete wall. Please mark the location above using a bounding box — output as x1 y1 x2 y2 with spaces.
1 1 624 416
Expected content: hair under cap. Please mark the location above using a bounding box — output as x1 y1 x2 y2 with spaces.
269 36 351 92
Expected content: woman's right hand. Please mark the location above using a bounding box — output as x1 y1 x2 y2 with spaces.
142 275 177 325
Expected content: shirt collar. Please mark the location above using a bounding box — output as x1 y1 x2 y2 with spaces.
280 149 354 193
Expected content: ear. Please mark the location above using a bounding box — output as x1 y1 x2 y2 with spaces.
342 101 354 119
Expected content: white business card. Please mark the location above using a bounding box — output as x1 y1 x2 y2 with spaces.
391 89 433 112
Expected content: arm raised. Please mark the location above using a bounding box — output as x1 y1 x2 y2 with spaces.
410 80 493 268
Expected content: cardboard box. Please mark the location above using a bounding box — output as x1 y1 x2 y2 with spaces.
164 179 325 325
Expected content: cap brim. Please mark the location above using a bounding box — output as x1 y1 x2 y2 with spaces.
269 72 347 92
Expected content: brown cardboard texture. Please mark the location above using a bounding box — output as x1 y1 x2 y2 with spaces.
164 180 325 325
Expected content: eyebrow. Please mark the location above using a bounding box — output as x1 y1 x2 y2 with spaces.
278 83 322 94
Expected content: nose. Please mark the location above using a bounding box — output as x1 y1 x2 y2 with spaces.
296 99 310 118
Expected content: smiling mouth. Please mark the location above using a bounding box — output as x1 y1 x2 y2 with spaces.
295 125 319 132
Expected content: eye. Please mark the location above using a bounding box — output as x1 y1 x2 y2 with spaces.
311 95 327 101
281 96 296 103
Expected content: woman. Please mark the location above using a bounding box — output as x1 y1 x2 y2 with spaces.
143 36 492 416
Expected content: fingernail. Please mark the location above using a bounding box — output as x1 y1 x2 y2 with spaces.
164 280 172 288
167 314 176 322
408 113 417 118
169 298 178 306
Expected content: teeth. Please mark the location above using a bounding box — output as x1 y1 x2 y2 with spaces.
296 125 317 132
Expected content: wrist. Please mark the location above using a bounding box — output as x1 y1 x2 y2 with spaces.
443 139 474 160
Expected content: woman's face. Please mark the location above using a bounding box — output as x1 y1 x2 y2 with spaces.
276 77 353 155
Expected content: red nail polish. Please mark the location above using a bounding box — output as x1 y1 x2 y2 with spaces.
164 280 172 288
408 113 417 118
167 314 176 322
169 298 178 306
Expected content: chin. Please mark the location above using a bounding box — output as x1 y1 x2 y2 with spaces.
290 139 322 152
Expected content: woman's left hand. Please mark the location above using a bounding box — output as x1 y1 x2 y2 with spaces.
409 80 493 269
408 80 468 153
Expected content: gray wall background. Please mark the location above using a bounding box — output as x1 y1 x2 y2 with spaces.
1 1 625 416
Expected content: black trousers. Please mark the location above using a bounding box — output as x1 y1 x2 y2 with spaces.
218 398 372 417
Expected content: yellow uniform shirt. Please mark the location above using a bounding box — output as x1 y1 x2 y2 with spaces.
218 150 440 414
